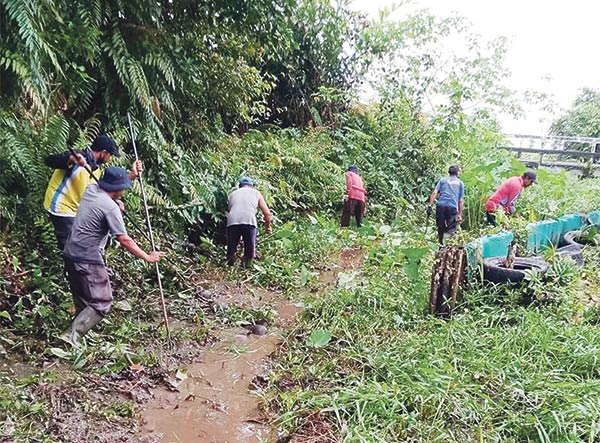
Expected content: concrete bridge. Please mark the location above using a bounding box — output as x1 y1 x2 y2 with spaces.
500 134 600 176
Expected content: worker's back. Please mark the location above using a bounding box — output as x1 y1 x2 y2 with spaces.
227 187 260 227
436 175 464 209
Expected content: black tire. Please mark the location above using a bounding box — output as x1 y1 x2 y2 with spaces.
483 256 549 285
562 230 600 247
555 244 584 266
562 230 582 247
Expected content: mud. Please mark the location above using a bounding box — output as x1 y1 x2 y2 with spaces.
0 358 37 380
137 249 361 443
139 281 301 443
0 252 352 443
316 247 365 286
140 330 278 442
339 247 364 270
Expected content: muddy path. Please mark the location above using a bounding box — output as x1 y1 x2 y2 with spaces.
139 283 301 443
139 246 364 443
0 248 363 443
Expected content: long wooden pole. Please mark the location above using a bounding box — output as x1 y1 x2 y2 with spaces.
127 113 171 343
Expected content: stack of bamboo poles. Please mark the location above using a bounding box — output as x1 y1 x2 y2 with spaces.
429 246 467 317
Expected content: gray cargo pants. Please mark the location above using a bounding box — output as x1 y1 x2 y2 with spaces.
64 259 113 315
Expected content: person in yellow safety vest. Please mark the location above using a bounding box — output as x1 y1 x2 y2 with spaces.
43 134 142 251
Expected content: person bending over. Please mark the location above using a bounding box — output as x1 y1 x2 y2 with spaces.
226 176 272 266
62 166 164 346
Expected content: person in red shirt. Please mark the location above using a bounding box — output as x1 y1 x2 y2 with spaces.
485 170 537 225
341 165 367 227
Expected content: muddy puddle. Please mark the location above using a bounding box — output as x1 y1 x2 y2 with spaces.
140 287 301 443
139 249 363 442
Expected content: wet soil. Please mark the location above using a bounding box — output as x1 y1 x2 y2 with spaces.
0 248 363 443
139 282 302 443
140 331 278 442
138 247 364 442
315 246 364 286
339 247 364 271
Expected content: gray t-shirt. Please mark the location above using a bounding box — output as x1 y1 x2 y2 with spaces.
64 184 127 264
227 187 260 227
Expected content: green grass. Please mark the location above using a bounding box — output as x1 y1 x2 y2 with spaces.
270 222 600 443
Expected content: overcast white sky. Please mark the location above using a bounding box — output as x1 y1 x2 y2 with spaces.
350 0 600 134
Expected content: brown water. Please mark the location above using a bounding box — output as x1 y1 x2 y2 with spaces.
140 295 301 443
141 331 278 442
139 247 363 443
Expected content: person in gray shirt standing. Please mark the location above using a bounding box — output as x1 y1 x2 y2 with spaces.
226 176 272 266
62 166 165 346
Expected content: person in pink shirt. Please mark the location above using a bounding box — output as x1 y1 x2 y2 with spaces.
341 165 367 227
485 170 537 225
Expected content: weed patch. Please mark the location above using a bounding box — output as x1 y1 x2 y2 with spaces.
271 222 600 443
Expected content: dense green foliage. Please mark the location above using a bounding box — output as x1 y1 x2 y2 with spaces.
0 0 462 237
0 0 521 239
551 88 600 139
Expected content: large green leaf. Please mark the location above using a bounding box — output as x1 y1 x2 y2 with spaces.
306 330 332 348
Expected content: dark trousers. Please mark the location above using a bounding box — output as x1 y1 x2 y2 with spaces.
486 212 497 226
64 259 113 315
226 224 257 266
49 214 75 251
436 205 458 244
341 198 365 227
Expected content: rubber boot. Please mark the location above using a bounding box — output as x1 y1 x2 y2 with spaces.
68 306 103 347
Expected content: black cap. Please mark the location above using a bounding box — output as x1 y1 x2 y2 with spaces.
523 170 537 182
91 134 120 157
98 166 132 192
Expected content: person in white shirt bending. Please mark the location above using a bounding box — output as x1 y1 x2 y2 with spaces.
226 176 272 266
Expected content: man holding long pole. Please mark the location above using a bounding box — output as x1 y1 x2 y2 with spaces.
61 167 165 346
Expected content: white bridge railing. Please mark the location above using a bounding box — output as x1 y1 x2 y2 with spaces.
499 134 600 171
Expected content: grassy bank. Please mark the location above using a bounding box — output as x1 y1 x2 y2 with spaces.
269 212 600 442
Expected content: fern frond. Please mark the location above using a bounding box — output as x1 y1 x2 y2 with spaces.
41 114 70 156
3 0 62 74
143 53 176 89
